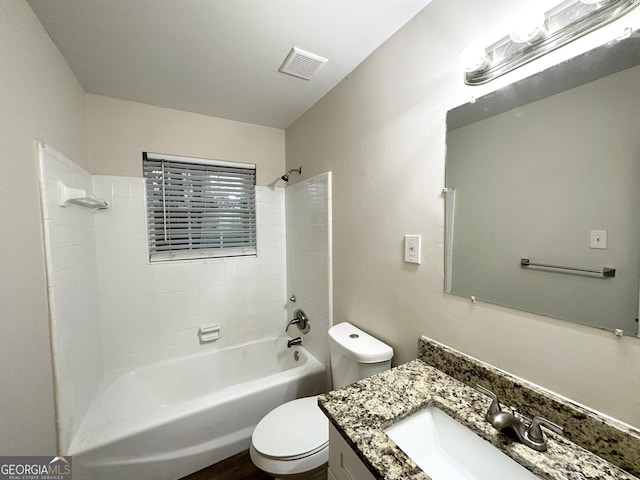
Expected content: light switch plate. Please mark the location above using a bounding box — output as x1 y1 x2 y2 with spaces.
590 230 607 249
404 235 421 264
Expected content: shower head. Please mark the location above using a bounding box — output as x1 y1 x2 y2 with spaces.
281 167 302 182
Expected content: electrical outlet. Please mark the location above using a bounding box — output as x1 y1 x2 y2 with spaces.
404 235 421 264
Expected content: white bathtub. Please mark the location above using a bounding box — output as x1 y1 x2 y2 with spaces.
69 335 326 480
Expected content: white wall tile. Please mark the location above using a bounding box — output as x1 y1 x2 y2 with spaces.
285 173 333 368
36 143 104 451
93 180 288 372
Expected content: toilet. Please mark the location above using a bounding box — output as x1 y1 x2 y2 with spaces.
250 322 393 479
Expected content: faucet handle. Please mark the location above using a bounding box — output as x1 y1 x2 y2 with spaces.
527 416 564 443
476 385 502 415
285 309 310 334
285 317 301 332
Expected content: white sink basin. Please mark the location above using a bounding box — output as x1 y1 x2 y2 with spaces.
384 406 539 480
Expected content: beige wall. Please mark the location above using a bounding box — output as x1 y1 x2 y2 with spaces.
0 0 88 454
286 0 640 427
87 95 285 185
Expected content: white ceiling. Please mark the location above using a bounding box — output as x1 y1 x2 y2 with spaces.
27 0 432 129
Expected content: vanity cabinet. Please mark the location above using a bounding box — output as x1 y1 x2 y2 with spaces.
328 424 376 480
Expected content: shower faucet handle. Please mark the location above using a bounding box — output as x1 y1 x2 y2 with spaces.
285 309 310 334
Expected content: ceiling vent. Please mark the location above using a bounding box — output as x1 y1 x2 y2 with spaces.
279 47 328 80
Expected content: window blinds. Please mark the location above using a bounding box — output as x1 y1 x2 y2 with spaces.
143 153 257 261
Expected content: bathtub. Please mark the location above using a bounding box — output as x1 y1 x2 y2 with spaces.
69 335 326 480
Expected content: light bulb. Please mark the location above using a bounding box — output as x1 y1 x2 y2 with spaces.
509 11 547 43
460 43 491 73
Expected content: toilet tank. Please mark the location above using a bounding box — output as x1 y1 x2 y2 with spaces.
328 322 394 389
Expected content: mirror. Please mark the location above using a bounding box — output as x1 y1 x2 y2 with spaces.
445 31 640 337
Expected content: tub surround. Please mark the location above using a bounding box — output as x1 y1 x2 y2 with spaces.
285 172 333 371
93 176 288 373
38 143 104 451
318 337 640 480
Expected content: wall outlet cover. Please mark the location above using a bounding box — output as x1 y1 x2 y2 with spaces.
404 235 421 264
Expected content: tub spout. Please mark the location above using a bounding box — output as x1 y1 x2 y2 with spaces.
287 337 303 348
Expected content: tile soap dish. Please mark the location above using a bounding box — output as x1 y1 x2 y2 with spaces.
59 181 109 211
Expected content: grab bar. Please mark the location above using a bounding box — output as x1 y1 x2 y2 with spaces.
520 258 615 278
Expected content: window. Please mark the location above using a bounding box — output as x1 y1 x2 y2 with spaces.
143 152 256 262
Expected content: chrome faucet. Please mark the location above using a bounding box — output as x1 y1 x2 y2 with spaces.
287 336 303 348
476 385 563 452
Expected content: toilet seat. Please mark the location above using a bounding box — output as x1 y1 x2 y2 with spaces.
250 396 328 476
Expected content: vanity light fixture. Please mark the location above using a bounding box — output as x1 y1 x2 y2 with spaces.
462 0 639 85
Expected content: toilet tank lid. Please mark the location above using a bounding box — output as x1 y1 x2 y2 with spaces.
328 322 393 363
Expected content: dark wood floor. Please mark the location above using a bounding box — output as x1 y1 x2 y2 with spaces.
180 450 272 480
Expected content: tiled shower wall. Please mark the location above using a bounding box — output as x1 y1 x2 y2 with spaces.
285 173 333 369
93 176 288 373
37 143 103 451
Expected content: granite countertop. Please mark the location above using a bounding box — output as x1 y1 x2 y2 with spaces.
318 359 639 480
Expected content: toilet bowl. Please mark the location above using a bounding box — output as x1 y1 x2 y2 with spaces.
250 322 393 479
